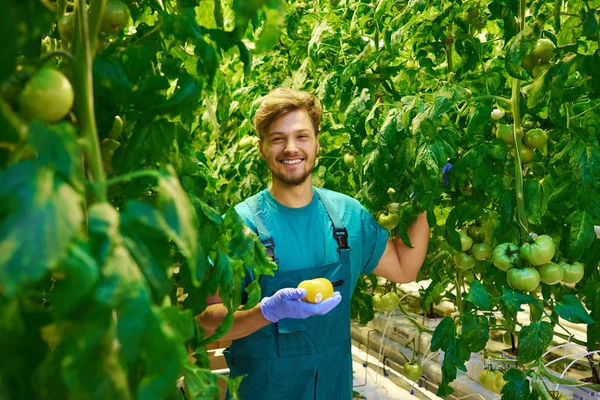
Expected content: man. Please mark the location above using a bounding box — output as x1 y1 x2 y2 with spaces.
198 88 430 400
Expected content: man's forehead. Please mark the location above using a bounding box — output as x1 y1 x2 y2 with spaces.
268 128 311 136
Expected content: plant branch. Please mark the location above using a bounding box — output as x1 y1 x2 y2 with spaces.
93 170 163 188
470 95 513 106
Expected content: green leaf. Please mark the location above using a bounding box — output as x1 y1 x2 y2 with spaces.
255 5 285 53
181 364 221 399
460 313 489 352
501 368 534 400
0 163 82 297
564 209 596 259
501 287 537 314
524 175 554 224
162 307 195 341
344 88 371 130
465 281 491 310
517 321 554 363
554 295 594 324
504 23 542 80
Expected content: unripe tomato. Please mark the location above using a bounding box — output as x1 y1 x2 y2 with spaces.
507 267 540 292
100 0 130 34
524 128 548 149
492 243 521 271
58 12 75 42
403 360 423 381
18 68 74 123
454 251 476 270
493 372 507 394
531 38 556 64
378 211 400 230
298 278 333 304
459 230 473 251
373 291 400 312
521 55 537 72
491 109 505 120
520 235 555 266
537 262 564 285
559 261 584 284
472 242 492 260
511 144 534 164
479 369 497 391
521 114 535 129
344 153 356 169
496 124 516 145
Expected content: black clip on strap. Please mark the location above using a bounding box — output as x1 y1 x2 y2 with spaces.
333 227 351 253
262 239 279 263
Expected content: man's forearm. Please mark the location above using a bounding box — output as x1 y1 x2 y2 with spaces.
198 303 271 342
393 211 430 281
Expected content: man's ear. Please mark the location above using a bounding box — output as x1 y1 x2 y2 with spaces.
258 140 266 160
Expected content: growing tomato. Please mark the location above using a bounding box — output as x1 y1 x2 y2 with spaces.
58 12 74 42
471 242 492 260
511 144 534 164
560 261 584 284
521 114 535 129
344 153 356 169
489 142 508 161
531 38 556 63
496 124 516 145
492 243 521 271
491 109 505 120
378 211 400 230
298 278 333 304
521 55 537 72
479 369 497 391
459 230 473 251
532 63 551 78
520 235 555 266
524 128 548 149
507 267 540 292
379 292 400 311
493 372 507 394
537 262 564 285
502 331 518 346
18 68 74 123
403 360 423 381
454 251 476 270
100 0 131 34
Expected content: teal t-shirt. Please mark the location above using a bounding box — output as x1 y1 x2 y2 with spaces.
234 187 389 295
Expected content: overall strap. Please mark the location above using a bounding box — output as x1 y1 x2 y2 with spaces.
314 188 351 261
244 193 278 264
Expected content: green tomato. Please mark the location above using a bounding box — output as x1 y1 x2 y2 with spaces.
373 292 399 312
403 361 423 381
502 331 518 346
496 124 516 145
532 63 551 78
521 55 537 72
100 0 130 34
489 142 508 161
524 128 548 149
560 261 584 284
493 372 507 394
18 68 74 123
531 38 556 63
454 251 476 270
492 243 521 271
58 12 75 42
344 153 356 169
507 267 540 292
459 230 473 251
521 114 535 129
520 235 556 266
479 369 497 391
537 262 564 285
378 211 400 230
467 224 486 243
511 144 534 164
472 242 492 260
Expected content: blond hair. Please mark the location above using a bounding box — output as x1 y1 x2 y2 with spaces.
253 88 322 140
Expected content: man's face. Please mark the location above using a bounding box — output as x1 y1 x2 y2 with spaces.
258 109 320 187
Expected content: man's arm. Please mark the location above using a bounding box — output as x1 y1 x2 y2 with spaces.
372 211 429 283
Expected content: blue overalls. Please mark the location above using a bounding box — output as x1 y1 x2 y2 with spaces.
223 188 354 400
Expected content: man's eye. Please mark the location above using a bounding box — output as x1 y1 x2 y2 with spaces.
272 137 283 143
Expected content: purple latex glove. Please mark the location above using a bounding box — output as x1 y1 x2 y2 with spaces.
442 162 453 186
260 288 342 323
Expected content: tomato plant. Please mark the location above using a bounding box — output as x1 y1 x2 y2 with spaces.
507 267 541 292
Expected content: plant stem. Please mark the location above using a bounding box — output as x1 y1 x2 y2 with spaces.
471 95 513 106
94 170 163 188
73 0 107 203
455 269 463 315
397 302 434 334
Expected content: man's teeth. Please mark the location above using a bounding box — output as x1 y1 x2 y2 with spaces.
281 159 302 165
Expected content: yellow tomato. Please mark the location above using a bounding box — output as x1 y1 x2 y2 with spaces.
298 278 333 304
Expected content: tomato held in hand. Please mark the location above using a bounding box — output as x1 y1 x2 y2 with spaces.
492 243 521 271
560 261 584 284
520 235 555 266
537 262 564 285
298 278 333 304
18 68 74 123
403 360 423 381
507 267 540 292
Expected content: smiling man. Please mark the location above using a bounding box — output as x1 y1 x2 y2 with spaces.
198 88 430 400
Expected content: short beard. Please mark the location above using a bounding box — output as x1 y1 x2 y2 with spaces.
272 165 315 186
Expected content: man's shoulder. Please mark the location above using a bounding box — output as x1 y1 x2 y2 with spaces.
316 187 362 209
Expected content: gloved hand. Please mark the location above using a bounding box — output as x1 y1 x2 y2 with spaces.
442 162 453 186
260 288 342 323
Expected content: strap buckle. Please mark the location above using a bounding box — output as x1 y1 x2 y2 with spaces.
333 228 351 252
262 239 279 263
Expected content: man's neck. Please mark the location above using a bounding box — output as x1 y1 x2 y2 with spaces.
268 179 314 208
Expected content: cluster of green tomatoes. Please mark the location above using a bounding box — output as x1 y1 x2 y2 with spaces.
493 113 548 165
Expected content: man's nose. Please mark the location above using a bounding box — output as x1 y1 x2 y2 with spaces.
284 139 298 153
